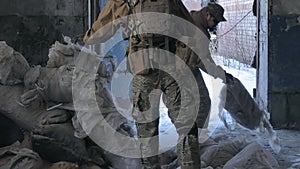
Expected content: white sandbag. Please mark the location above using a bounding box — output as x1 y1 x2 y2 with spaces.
223 142 280 169
0 41 30 85
0 145 45 169
47 40 115 79
201 138 249 168
47 41 74 68
23 65 74 103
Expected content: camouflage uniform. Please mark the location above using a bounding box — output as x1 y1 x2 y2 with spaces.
130 35 209 169
190 3 264 130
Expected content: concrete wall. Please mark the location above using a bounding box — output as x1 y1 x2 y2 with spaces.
217 0 257 64
0 0 88 66
267 0 300 129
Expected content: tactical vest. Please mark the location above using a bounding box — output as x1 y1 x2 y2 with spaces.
126 0 200 75
126 0 176 75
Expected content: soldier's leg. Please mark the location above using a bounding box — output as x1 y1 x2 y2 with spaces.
191 69 211 128
132 73 161 169
161 72 200 169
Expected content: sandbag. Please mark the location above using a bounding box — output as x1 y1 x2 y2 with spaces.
0 144 100 169
0 144 45 169
220 73 281 153
23 65 73 103
0 85 71 131
47 161 79 169
23 59 115 104
72 70 139 169
47 48 71 68
0 41 30 85
0 114 24 148
47 40 115 79
223 142 280 169
223 73 263 130
201 138 249 168
31 124 96 165
74 48 115 78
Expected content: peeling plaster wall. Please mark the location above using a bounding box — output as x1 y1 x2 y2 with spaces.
268 0 300 129
0 0 88 66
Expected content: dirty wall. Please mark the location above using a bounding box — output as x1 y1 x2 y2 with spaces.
0 0 88 66
268 0 300 129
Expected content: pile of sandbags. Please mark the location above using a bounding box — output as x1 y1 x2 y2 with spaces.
0 40 282 169
0 40 139 169
47 39 115 79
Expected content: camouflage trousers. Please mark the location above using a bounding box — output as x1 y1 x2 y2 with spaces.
132 67 210 169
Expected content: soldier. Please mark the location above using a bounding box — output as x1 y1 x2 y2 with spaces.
251 0 258 68
189 2 264 130
84 0 209 168
84 1 267 168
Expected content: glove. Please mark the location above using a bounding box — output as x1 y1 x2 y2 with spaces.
209 65 226 82
225 72 234 84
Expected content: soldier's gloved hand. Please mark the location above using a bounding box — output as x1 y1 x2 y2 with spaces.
209 65 226 82
225 72 234 84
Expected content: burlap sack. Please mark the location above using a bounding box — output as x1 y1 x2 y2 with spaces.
0 145 45 169
0 41 29 85
223 143 280 169
23 65 73 103
47 41 74 68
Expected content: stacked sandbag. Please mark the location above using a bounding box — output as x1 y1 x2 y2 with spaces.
0 144 45 169
72 62 140 168
20 40 116 104
47 41 74 68
0 42 118 168
0 41 30 85
200 137 280 169
0 84 98 165
23 65 74 103
223 143 280 169
0 143 104 169
46 40 115 79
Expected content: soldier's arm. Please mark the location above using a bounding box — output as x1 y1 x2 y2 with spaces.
193 38 226 82
197 51 226 83
84 0 128 44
